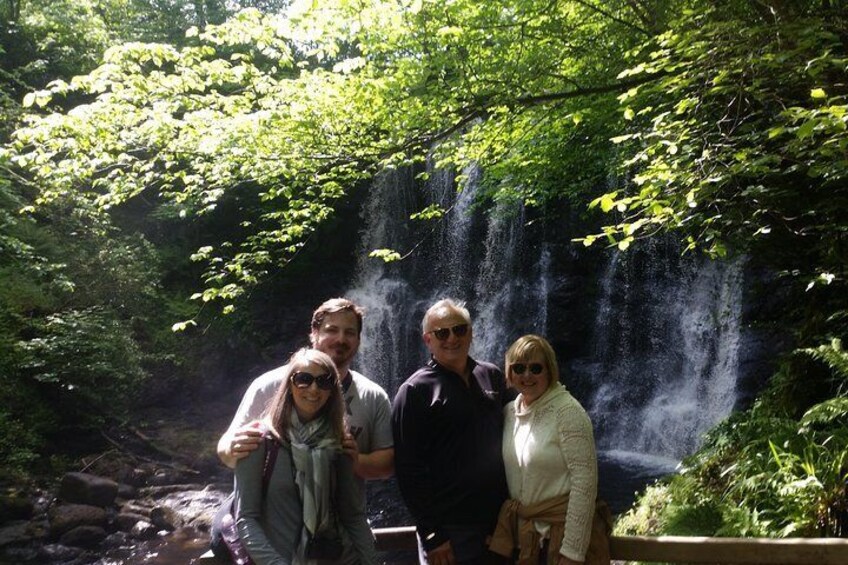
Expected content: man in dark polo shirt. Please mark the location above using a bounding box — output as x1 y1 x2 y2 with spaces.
392 299 512 565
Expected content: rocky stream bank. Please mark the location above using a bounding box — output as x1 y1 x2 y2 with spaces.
0 402 235 564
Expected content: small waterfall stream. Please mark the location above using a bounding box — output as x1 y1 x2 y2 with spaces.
346 162 550 396
582 241 743 460
345 163 749 514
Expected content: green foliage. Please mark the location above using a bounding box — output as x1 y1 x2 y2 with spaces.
615 482 673 536
624 345 848 538
3 2 848 533
583 3 847 336
6 0 667 314
368 248 401 263
17 307 144 405
664 501 724 536
0 0 300 478
801 339 848 392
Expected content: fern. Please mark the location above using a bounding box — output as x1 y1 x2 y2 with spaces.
800 339 848 398
801 338 848 380
801 397 848 427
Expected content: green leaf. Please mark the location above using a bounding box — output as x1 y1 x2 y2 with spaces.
369 249 401 263
171 320 197 332
767 126 786 139
796 119 817 139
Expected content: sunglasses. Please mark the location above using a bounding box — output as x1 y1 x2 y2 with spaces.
291 371 336 390
510 363 544 375
427 323 470 341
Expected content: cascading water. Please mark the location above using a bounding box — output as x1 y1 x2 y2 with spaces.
346 161 550 398
583 239 743 460
345 160 552 526
346 162 748 516
565 238 745 509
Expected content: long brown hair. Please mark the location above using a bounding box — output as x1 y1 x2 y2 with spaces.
263 348 345 442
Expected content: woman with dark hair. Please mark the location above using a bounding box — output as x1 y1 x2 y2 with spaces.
490 335 607 565
233 347 377 564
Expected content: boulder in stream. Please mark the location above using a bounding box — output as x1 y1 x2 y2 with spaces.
58 525 107 549
58 472 118 507
48 504 107 538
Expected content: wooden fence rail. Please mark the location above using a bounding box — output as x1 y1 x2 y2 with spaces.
373 526 848 564
199 527 848 564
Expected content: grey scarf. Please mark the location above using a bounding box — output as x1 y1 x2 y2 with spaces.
287 412 340 544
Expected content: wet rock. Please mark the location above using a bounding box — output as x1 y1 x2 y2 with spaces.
102 531 129 548
158 485 229 532
39 542 83 561
48 504 107 538
131 520 158 540
120 501 152 516
114 512 148 532
59 525 107 549
117 483 138 500
58 473 118 507
148 468 192 486
141 483 207 496
118 466 152 487
1 545 39 562
150 505 180 531
0 521 34 547
0 495 34 524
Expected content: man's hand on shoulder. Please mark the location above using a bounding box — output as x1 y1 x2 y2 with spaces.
217 421 263 468
342 432 360 466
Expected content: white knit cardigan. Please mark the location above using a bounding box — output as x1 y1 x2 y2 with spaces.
502 384 598 562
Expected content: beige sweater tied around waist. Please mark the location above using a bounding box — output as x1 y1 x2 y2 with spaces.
489 494 612 565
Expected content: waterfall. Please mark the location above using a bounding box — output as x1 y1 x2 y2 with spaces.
345 161 550 395
584 239 744 460
344 163 751 514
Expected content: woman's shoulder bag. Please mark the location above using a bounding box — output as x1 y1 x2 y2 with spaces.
210 435 281 564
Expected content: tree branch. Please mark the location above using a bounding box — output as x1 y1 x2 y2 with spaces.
513 70 668 106
572 0 653 36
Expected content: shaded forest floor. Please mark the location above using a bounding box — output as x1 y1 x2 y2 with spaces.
95 396 237 484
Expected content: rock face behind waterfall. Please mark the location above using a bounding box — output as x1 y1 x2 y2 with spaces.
344 164 782 471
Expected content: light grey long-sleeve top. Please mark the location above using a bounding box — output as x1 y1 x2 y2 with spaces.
234 438 378 565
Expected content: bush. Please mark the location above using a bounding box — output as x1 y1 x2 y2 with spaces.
623 341 848 538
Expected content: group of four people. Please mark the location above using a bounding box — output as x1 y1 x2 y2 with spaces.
214 298 605 565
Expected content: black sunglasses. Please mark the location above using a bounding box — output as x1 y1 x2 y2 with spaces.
428 323 470 341
291 371 335 390
510 363 544 375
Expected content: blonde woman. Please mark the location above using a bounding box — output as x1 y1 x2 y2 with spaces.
233 348 377 564
490 335 608 565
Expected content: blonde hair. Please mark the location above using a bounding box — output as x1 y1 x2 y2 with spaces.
264 348 345 442
504 334 560 390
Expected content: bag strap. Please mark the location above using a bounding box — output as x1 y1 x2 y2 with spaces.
261 434 281 498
